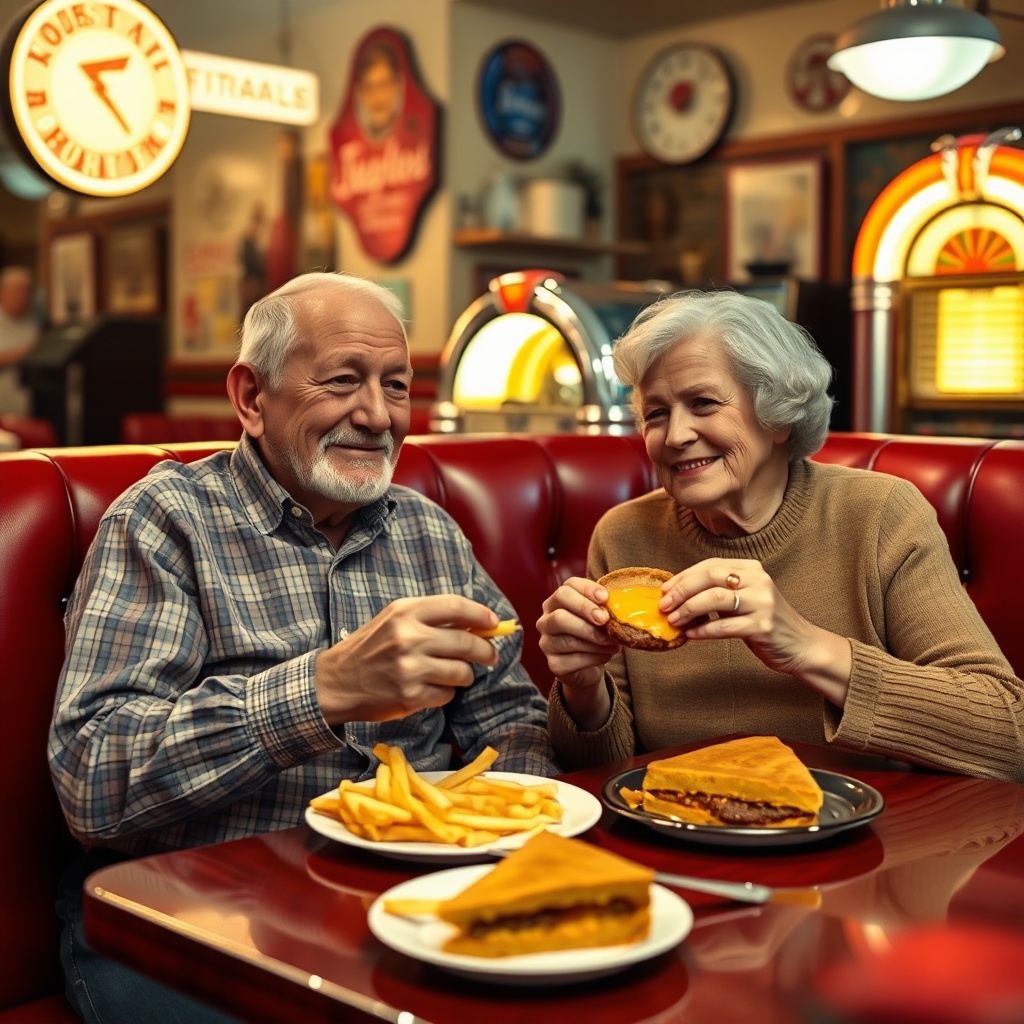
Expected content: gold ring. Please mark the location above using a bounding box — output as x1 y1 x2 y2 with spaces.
732 590 741 614
726 573 741 590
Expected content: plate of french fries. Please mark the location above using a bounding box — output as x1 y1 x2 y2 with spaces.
306 743 602 863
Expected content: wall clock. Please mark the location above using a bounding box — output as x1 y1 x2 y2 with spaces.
633 43 735 165
3 0 191 197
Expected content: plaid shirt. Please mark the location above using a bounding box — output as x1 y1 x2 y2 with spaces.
49 435 557 855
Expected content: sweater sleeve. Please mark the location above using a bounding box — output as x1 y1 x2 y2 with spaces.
828 478 1024 781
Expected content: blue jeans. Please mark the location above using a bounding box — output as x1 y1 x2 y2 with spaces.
57 856 241 1024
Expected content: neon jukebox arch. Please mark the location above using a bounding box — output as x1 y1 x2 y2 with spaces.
851 130 1024 436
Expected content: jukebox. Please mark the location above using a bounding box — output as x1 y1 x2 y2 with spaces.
433 270 671 434
851 128 1024 436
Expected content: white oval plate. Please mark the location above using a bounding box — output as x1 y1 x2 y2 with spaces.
367 863 693 985
305 771 603 864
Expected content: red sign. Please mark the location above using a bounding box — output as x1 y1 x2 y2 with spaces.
329 27 441 263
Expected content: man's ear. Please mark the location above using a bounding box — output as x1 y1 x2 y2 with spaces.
226 362 266 438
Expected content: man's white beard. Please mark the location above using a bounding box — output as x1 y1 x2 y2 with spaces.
293 427 396 505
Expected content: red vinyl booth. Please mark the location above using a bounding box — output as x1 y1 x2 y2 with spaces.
2 431 1023 1020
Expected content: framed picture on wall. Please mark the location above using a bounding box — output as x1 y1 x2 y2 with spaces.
48 232 97 324
107 224 163 314
724 156 824 282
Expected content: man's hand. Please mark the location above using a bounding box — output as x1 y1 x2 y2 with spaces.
314 596 503 725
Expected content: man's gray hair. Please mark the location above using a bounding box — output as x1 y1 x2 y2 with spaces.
613 289 835 461
237 272 407 390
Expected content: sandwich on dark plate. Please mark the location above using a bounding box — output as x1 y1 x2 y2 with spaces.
640 735 824 828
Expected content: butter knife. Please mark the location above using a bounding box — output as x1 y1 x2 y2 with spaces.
654 871 820 907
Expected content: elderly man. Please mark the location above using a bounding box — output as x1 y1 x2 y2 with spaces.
50 272 557 1024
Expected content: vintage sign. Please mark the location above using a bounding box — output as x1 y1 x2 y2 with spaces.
477 40 560 161
182 51 319 126
787 35 851 114
328 27 441 263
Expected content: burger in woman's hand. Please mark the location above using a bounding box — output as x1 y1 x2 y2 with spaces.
598 567 687 652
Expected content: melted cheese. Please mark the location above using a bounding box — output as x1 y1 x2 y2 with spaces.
606 586 681 641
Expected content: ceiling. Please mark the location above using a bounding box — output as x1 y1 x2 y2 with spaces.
459 0 827 38
0 0 828 40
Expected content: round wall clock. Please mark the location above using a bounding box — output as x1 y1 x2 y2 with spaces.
787 34 851 113
633 43 735 165
3 0 191 197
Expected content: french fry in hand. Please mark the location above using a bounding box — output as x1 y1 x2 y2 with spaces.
470 619 521 639
312 744 564 848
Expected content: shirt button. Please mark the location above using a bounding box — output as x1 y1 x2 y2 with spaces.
291 506 303 518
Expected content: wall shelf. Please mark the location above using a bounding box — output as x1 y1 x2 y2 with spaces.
453 228 648 258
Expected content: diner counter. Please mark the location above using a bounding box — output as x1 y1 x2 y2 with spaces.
83 741 1024 1024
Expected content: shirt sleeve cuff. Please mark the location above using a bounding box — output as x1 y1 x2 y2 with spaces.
245 649 343 767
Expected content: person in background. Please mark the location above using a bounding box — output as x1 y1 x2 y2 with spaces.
50 271 557 1024
0 264 41 416
237 200 268 316
538 289 1023 782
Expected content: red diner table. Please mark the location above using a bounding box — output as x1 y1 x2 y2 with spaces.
82 742 1024 1024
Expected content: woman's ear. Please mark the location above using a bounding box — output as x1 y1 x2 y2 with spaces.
226 362 265 438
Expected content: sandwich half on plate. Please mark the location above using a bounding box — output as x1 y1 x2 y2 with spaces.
642 735 824 828
436 831 655 957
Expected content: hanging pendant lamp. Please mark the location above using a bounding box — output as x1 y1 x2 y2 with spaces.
827 0 1004 102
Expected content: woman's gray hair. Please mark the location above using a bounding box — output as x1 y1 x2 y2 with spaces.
237 272 407 390
613 289 835 461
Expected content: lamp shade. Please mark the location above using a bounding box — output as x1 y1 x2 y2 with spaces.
827 0 1004 102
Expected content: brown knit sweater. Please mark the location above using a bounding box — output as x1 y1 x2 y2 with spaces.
547 458 1024 781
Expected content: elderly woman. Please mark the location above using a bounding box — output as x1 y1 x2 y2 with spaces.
539 289 1023 781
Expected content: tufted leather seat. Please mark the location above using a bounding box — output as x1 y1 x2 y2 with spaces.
1 431 1022 1019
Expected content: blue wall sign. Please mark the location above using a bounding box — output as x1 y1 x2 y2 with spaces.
477 40 560 161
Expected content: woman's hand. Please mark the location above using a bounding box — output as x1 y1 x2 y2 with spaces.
537 577 620 729
661 558 852 706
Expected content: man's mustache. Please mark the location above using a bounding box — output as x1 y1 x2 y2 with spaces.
318 428 395 459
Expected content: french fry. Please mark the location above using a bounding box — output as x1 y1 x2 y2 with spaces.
438 791 498 812
340 787 415 826
539 799 565 821
374 763 393 804
383 898 443 917
375 825 441 843
309 743 565 848
470 619 521 639
436 745 500 790
459 830 503 848
308 794 341 814
408 769 454 814
386 746 415 809
446 810 558 832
